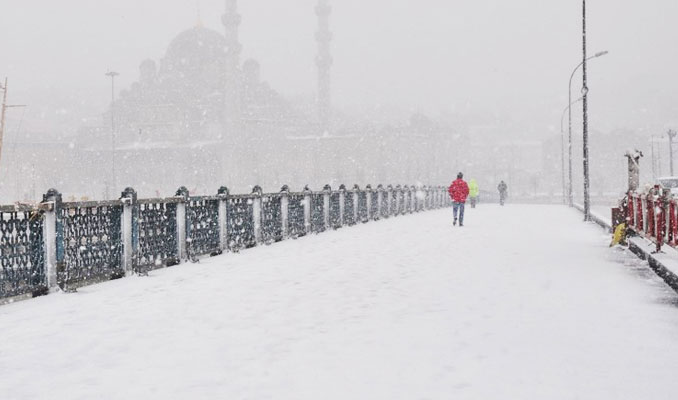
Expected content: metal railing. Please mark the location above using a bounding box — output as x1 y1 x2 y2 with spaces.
0 183 452 301
627 187 674 252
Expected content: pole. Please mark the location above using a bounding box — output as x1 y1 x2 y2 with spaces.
0 78 26 176
568 75 574 207
568 51 608 208
0 78 7 169
658 136 662 177
582 0 591 221
668 130 676 176
560 119 566 203
561 97 583 204
651 137 657 181
105 71 119 198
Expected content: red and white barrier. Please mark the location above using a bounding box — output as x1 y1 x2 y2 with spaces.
627 186 673 252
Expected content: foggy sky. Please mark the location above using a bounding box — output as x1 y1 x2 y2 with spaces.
1 0 678 134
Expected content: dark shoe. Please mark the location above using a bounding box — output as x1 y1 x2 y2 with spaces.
453 219 457 226
460 222 464 227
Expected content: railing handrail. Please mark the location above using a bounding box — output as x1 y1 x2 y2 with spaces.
1 183 453 303
627 189 673 252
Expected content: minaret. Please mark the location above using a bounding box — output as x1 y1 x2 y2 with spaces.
196 0 203 27
222 0 242 124
315 0 333 134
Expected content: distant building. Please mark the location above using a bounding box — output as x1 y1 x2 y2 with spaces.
76 1 314 196
2 1 469 202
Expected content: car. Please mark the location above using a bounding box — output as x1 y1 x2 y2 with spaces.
657 177 678 195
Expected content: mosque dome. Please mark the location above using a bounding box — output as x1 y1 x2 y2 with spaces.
161 26 227 79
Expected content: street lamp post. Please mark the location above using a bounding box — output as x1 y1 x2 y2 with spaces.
105 71 119 198
568 51 607 208
0 78 27 177
651 136 657 181
560 97 583 204
668 129 677 176
581 0 591 221
656 136 662 177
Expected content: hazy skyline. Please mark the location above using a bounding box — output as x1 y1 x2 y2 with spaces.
1 0 677 134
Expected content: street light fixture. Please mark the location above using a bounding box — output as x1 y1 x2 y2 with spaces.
567 50 608 208
567 49 607 209
105 71 119 198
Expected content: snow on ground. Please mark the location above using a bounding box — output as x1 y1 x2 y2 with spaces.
2 205 678 399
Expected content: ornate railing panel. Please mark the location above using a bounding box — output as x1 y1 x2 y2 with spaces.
329 192 342 229
137 200 178 271
343 192 356 226
397 189 405 215
187 197 221 258
0 208 45 299
261 194 283 244
407 188 415 213
60 202 123 288
357 190 369 223
370 191 379 221
1 182 451 303
407 188 417 214
310 193 325 233
226 196 256 251
287 194 306 238
381 190 390 219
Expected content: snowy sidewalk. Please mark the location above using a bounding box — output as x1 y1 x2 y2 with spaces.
2 205 678 399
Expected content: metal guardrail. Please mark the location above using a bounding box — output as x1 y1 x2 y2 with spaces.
627 189 672 253
0 207 45 298
0 183 453 302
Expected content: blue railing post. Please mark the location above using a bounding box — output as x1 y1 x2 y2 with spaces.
339 184 346 225
395 185 402 215
41 189 63 291
120 187 138 276
376 185 383 218
218 186 229 253
280 185 290 239
352 184 360 223
366 184 373 221
175 186 189 262
303 185 312 233
323 184 331 228
252 186 263 245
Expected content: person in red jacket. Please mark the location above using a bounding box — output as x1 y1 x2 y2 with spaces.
448 172 470 226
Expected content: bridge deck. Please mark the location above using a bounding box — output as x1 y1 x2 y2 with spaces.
2 205 678 399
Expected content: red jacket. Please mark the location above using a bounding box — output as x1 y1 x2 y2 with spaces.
448 179 470 203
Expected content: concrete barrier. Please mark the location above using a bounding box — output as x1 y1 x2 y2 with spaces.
573 203 612 232
571 203 678 294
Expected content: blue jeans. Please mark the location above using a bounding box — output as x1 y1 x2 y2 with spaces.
453 202 465 224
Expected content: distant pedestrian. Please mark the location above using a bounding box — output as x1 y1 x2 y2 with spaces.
498 180 508 206
469 178 479 208
448 172 470 226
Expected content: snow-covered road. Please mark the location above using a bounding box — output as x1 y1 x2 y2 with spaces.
2 205 678 399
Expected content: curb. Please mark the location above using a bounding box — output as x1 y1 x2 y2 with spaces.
572 203 612 232
627 238 678 293
571 204 678 293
